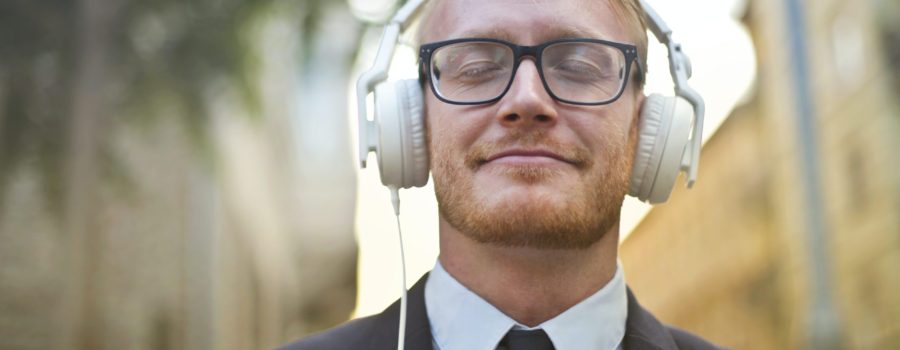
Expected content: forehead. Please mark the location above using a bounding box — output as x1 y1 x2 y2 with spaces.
422 0 629 45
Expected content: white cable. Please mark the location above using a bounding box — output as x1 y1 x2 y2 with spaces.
388 186 407 350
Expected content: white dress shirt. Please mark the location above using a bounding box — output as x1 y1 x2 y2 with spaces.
424 260 628 350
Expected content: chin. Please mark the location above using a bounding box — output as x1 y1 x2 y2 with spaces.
444 181 613 250
477 168 581 204
478 182 568 211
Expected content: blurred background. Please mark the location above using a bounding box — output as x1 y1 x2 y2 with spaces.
0 0 897 349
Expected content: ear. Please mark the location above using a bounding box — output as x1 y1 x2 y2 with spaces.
634 92 646 113
631 92 647 134
423 85 433 155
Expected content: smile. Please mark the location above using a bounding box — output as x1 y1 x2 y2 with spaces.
483 149 575 166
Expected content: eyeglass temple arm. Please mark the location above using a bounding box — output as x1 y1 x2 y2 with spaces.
356 0 428 168
640 0 705 188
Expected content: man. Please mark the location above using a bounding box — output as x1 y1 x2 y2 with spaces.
283 0 722 349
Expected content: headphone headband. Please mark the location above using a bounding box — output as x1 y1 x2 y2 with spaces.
639 0 705 187
357 0 427 168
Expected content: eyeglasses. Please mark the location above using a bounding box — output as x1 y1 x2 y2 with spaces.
419 38 641 106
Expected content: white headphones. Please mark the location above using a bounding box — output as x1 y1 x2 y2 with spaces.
356 0 705 204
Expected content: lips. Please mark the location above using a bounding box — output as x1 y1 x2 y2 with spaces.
484 149 575 165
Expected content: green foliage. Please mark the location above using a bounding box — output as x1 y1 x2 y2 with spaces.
0 0 284 213
0 0 77 212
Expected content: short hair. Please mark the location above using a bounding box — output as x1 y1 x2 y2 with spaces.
413 0 649 88
609 0 649 87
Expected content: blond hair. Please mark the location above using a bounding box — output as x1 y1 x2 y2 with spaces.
414 0 649 88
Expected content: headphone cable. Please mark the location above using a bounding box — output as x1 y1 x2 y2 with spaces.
388 186 408 350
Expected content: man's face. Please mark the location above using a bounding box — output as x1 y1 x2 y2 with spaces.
423 0 642 249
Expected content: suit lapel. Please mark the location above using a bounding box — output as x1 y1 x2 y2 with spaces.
622 288 679 350
369 274 434 350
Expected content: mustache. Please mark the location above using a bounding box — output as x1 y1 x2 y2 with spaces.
464 129 593 169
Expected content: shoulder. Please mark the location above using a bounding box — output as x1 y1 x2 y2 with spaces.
624 287 726 350
280 274 432 350
665 325 726 350
277 314 381 350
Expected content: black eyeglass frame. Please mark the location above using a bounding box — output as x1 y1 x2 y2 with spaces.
419 37 642 106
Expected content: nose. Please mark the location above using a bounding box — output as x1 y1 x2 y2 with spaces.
495 60 558 128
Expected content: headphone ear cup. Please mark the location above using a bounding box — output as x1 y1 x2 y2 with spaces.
630 94 692 203
374 79 429 189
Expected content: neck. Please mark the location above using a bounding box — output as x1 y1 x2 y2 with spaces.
438 219 620 327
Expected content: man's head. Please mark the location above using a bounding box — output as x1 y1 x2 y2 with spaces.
419 0 650 250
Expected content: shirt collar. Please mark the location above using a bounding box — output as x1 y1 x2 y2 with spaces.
425 260 628 350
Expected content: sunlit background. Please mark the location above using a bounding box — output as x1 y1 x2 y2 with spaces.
0 0 898 349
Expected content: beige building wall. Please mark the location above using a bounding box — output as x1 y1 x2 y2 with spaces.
621 0 900 349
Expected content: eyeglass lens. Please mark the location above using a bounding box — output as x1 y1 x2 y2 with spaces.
430 41 627 104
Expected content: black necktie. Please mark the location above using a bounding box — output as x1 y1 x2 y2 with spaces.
497 329 556 350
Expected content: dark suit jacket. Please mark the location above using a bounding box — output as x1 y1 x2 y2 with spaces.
280 274 723 350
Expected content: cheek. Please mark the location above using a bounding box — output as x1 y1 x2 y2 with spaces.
425 96 492 158
425 101 467 168
572 110 634 158
424 95 447 153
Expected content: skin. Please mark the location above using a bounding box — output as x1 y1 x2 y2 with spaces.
422 0 645 326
